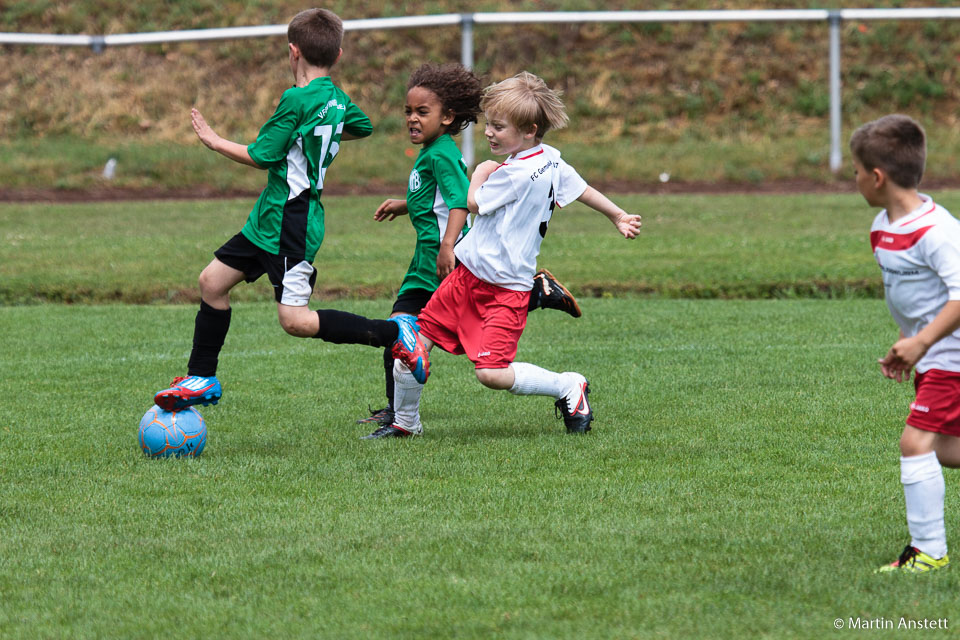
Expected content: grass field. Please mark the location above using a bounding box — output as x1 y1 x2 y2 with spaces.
1 300 956 638
10 190 960 304
2 193 958 638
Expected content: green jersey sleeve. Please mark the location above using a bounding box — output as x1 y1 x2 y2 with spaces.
247 88 300 168
432 148 468 211
343 101 373 139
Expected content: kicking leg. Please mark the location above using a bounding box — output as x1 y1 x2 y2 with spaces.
307 309 429 384
504 362 593 433
528 269 582 318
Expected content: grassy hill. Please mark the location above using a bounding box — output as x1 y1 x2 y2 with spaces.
4 0 960 193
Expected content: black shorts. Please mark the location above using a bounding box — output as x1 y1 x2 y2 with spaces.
391 288 434 316
213 232 317 306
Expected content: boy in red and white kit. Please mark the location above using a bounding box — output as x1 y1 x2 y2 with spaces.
852 114 960 573
364 71 642 439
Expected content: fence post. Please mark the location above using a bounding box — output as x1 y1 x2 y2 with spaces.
460 13 475 168
828 10 842 173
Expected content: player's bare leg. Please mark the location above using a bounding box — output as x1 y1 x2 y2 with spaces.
198 258 245 309
277 303 319 337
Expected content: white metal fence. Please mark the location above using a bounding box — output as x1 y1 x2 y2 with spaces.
5 8 960 172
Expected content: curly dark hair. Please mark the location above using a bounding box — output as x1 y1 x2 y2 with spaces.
407 63 482 135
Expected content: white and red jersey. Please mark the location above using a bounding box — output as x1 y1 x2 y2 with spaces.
455 143 587 291
871 194 960 373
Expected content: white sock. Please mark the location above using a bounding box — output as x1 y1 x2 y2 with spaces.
392 359 423 433
901 451 947 559
508 362 566 398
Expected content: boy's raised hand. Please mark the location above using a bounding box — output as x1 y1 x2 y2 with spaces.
374 199 408 221
191 108 220 150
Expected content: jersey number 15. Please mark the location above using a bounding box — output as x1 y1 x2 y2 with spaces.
312 123 343 188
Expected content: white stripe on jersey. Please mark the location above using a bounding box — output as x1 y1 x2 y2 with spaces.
455 144 587 291
433 185 454 242
286 136 310 200
872 194 960 373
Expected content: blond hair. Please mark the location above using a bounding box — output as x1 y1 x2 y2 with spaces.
480 72 568 139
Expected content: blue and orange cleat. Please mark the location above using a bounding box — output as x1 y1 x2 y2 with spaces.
389 314 430 384
154 375 222 411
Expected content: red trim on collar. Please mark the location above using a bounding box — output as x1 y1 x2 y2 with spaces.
517 149 544 160
899 201 937 227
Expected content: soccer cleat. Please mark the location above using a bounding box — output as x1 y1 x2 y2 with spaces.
530 268 582 318
876 545 950 574
154 375 222 411
361 424 422 440
555 373 593 433
356 406 395 426
389 314 430 384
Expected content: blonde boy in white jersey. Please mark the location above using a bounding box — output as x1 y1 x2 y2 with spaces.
367 71 642 439
852 114 960 573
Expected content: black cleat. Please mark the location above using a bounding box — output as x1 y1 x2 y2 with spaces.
356 406 394 426
530 268 582 317
361 424 421 440
555 374 593 433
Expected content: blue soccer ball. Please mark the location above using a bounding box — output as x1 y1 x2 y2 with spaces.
138 404 207 458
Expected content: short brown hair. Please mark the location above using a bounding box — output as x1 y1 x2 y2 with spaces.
480 72 568 139
407 63 482 134
287 9 343 68
849 114 926 189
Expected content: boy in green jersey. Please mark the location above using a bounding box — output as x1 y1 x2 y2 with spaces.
358 64 583 437
155 9 429 412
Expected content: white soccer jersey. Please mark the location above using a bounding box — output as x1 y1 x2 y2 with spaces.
455 143 587 291
871 194 960 373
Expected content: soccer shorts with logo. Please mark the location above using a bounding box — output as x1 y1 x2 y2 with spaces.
907 368 960 436
213 232 317 306
416 264 529 369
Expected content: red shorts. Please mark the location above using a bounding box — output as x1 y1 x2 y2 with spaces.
906 368 960 436
417 264 529 369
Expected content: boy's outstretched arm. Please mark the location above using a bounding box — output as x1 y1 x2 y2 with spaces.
879 300 960 382
577 186 642 239
191 108 263 169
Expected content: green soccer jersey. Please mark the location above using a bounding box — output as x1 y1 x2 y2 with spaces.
401 133 470 294
243 76 372 261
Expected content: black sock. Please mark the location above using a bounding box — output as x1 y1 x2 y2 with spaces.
383 347 395 409
186 300 231 377
313 309 398 347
